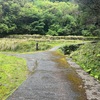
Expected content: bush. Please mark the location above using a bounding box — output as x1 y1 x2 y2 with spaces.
93 29 100 36
82 30 91 36
60 44 80 54
47 29 58 36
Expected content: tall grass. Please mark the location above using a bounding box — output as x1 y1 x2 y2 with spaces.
0 38 86 53
7 35 100 40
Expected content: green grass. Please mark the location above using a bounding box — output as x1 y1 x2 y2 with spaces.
0 53 27 100
70 42 100 81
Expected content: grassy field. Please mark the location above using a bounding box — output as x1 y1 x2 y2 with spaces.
0 53 27 100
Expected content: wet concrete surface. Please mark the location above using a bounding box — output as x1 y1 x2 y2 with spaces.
7 51 87 100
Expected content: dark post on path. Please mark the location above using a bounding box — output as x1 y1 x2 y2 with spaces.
36 42 38 51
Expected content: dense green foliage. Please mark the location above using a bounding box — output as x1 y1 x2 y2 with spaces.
0 0 99 36
70 42 100 81
0 0 77 36
0 53 27 99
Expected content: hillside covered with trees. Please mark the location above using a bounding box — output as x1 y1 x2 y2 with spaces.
0 0 100 37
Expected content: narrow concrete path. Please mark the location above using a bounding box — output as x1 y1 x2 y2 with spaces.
7 51 87 100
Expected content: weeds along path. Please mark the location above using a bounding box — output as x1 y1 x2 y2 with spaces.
7 48 87 100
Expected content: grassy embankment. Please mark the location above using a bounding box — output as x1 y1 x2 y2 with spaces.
0 53 27 100
70 42 100 81
61 41 100 81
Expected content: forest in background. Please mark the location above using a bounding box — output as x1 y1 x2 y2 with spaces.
0 0 100 37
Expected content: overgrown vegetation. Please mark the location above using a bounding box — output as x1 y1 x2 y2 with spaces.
70 42 100 81
0 53 27 100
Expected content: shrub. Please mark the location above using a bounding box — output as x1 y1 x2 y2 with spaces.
82 30 91 36
47 29 58 36
60 44 80 54
93 29 100 36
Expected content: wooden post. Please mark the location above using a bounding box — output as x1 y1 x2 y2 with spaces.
36 42 38 51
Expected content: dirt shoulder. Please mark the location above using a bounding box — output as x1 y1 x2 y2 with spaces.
67 58 100 100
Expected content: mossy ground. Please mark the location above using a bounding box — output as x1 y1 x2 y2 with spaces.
0 53 27 100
